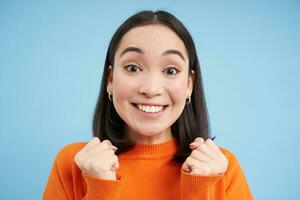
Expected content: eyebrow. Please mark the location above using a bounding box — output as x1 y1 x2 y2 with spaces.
119 46 186 61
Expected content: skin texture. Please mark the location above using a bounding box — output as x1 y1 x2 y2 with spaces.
74 24 228 180
74 137 119 180
107 24 193 145
182 137 228 175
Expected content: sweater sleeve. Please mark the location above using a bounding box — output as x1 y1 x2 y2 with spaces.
81 172 123 199
180 148 253 200
222 148 253 199
43 143 124 200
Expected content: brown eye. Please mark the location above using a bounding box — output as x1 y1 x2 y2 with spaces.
164 67 180 75
124 64 141 73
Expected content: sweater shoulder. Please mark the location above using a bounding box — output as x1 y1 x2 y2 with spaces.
54 141 88 165
219 147 239 164
219 147 244 176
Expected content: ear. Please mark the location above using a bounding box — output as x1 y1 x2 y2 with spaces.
187 70 195 97
107 65 113 92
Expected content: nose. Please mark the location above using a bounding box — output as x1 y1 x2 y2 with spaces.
138 73 163 98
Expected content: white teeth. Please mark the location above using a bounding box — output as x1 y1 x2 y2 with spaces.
137 104 164 113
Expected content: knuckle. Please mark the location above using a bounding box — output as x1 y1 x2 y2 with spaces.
102 139 112 146
185 157 192 164
93 137 100 142
191 151 197 157
223 158 229 167
74 153 79 162
221 165 227 172
222 165 227 172
106 149 114 155
196 144 204 151
215 162 227 173
113 155 118 160
224 162 228 170
74 153 83 164
102 142 110 149
187 156 194 162
215 165 222 172
195 137 204 143
205 139 212 145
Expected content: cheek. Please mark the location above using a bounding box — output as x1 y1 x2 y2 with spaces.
168 79 188 104
113 76 136 103
114 80 130 98
111 70 141 114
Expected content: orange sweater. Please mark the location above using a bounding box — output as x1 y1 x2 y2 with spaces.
43 137 253 199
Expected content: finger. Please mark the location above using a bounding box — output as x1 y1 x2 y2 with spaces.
190 168 202 174
81 137 100 153
205 139 227 160
85 149 117 169
189 137 204 149
112 159 119 169
182 156 195 172
102 139 112 146
182 155 205 172
106 155 118 170
189 143 199 150
190 144 228 174
102 140 118 151
91 147 115 157
111 156 119 170
196 142 218 160
190 149 212 163
195 137 204 143
110 146 118 152
190 160 217 175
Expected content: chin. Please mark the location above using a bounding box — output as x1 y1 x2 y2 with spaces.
137 129 163 136
134 125 167 136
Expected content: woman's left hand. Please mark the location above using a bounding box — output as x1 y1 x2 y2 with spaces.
182 137 228 176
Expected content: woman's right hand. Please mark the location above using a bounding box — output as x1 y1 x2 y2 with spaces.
74 137 119 180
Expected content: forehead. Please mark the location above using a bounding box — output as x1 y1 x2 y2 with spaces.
115 24 188 58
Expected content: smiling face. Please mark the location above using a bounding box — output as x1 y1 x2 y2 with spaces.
107 24 194 144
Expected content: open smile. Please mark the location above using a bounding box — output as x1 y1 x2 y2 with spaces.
131 103 169 114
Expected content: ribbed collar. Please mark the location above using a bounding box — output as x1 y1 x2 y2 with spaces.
119 137 178 159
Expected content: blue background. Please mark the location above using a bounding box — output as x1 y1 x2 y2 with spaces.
1 1 299 199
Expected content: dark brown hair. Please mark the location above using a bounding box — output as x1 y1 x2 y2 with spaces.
92 10 214 162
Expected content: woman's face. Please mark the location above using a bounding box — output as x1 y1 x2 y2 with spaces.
107 24 194 143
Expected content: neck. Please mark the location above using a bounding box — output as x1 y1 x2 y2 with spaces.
125 126 173 144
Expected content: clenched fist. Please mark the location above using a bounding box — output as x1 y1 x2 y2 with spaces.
182 137 228 176
74 137 119 180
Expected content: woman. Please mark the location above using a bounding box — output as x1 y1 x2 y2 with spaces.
43 10 253 200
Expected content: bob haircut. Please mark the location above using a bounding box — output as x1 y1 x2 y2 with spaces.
92 10 214 162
